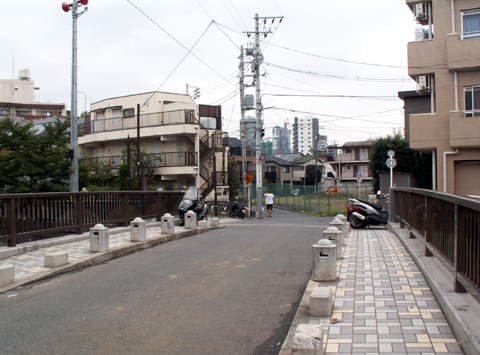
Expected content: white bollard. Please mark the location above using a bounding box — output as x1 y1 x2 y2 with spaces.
321 227 342 259
0 264 15 288
210 218 220 227
310 287 333 317
130 217 147 242
329 218 346 246
161 213 175 234
45 252 69 268
312 239 337 282
292 324 324 355
185 211 197 229
90 224 109 252
197 220 208 228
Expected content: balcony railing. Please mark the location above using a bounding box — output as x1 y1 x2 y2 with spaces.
82 152 197 168
81 109 196 134
391 187 480 293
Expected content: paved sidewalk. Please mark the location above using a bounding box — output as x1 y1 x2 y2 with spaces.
280 226 467 355
0 222 222 293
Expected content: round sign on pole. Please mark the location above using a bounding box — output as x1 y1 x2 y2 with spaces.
386 158 397 168
259 153 266 162
387 150 395 158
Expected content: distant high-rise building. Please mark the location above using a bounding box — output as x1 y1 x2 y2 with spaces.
292 117 320 155
272 125 291 155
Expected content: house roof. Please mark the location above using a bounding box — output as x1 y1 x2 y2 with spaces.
293 156 314 164
341 141 372 148
274 153 303 162
225 137 242 147
266 155 293 166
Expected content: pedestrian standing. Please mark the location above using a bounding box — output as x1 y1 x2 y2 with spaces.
265 190 275 217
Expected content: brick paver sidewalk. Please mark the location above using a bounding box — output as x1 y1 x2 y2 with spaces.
308 228 463 355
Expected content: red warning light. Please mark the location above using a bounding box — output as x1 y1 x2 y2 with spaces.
78 0 88 5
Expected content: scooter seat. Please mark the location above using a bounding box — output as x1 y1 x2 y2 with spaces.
358 199 383 211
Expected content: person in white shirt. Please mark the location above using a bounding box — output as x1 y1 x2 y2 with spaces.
264 190 275 217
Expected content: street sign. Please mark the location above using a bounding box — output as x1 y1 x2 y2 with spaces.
257 186 262 191
332 187 338 195
387 150 395 158
357 173 363 183
325 187 330 194
386 158 397 168
259 153 266 162
243 174 253 184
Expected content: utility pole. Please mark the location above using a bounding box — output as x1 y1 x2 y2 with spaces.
244 13 283 219
239 46 247 199
62 0 88 192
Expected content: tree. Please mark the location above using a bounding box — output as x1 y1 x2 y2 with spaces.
121 143 162 184
305 164 322 185
0 117 70 193
369 132 430 192
227 159 240 198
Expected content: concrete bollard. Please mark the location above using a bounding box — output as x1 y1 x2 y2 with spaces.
310 287 333 317
161 213 175 234
292 324 324 355
130 217 147 242
312 239 337 282
185 211 197 229
90 224 109 252
45 252 69 268
210 218 220 227
0 264 15 288
321 227 342 259
329 218 346 246
197 220 208 228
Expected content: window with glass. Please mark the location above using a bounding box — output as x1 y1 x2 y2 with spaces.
462 9 480 39
464 85 480 116
283 166 290 173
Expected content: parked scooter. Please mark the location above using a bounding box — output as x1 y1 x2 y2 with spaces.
178 186 209 226
229 200 246 219
347 192 389 229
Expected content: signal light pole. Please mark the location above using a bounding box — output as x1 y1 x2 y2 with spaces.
62 0 88 192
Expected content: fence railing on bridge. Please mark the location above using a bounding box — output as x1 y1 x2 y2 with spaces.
0 191 183 247
391 188 480 293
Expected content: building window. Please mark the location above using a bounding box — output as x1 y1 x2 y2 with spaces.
177 148 184 158
462 9 480 39
123 108 134 117
464 85 480 116
283 166 290 173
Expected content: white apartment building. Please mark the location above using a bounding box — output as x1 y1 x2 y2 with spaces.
292 117 320 155
78 91 228 197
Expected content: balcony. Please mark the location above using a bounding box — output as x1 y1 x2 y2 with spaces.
82 151 197 169
407 39 445 77
80 109 196 135
447 33 480 71
408 112 447 150
449 110 480 147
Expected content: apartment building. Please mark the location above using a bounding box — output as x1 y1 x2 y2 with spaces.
0 69 66 120
272 124 291 155
77 91 228 198
292 117 320 155
333 141 372 183
404 0 480 196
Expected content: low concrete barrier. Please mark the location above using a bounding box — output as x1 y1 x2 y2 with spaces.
0 264 15 287
130 217 147 242
312 239 337 282
292 324 324 355
161 214 175 234
310 286 333 317
90 224 109 252
210 218 220 227
185 211 197 229
45 252 69 268
197 220 208 228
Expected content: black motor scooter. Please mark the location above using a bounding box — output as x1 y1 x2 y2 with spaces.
346 191 389 229
229 200 245 219
178 187 209 226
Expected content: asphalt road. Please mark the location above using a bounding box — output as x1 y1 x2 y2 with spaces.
0 209 330 355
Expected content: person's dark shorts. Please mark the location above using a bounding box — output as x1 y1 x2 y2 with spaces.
266 204 273 210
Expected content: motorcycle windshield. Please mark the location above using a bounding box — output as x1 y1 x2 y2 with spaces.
184 186 197 200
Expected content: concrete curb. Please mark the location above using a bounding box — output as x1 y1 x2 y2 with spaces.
0 225 223 294
389 222 480 355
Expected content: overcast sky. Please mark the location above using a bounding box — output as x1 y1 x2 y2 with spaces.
0 0 418 145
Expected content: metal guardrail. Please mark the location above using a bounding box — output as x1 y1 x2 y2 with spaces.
0 191 183 247
391 187 480 293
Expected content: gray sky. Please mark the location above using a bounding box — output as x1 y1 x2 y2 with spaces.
0 0 417 145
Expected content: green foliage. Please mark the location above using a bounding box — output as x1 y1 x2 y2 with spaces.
227 159 241 198
117 162 137 190
305 164 322 185
0 117 70 193
368 132 428 191
121 144 162 184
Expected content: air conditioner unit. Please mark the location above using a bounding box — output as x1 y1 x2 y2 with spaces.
416 75 430 93
415 3 427 20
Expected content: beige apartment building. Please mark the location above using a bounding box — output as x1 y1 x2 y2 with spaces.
78 91 228 198
0 69 66 120
404 0 480 196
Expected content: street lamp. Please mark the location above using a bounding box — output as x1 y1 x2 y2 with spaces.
62 0 88 192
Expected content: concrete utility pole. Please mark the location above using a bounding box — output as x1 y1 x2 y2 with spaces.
62 0 88 192
244 13 283 218
239 46 247 198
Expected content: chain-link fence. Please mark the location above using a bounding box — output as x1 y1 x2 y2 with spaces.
246 183 376 216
